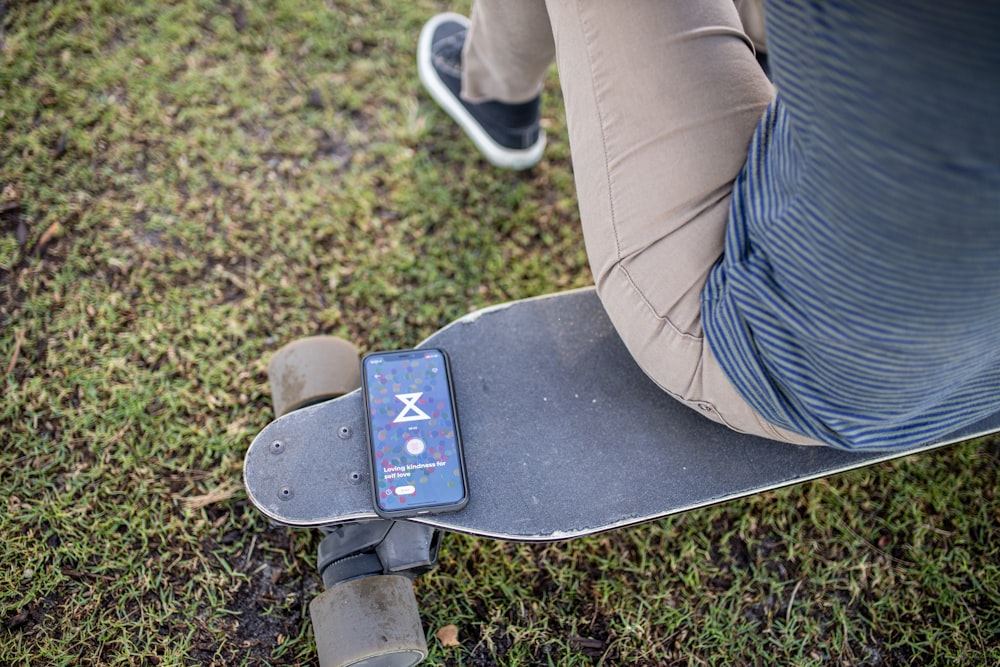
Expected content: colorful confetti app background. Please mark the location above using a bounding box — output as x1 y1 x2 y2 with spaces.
365 351 464 511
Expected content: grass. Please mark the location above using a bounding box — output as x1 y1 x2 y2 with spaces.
1 1 998 665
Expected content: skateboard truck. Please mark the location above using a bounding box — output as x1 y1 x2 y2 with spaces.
316 520 441 589
311 520 441 667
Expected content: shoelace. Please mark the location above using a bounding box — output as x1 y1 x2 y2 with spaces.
433 32 465 77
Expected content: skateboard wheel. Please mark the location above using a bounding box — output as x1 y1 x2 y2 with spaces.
267 336 361 417
310 575 428 667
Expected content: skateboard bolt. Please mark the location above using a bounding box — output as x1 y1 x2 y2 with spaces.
338 426 352 439
278 486 294 500
270 440 285 454
348 471 362 485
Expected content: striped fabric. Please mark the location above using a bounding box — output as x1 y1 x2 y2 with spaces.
702 0 1000 450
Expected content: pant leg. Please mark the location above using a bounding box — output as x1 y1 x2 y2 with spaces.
461 0 815 444
462 0 555 104
462 0 766 103
543 0 817 444
736 0 768 54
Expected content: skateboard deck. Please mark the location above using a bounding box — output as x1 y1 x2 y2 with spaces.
244 288 1000 541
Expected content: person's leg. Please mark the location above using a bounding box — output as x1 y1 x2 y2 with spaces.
460 0 766 101
462 0 555 104
735 0 768 55
418 3 550 169
544 0 815 444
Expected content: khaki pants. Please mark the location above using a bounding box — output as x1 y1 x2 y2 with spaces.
462 0 819 445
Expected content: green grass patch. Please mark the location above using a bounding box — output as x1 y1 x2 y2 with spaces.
2 1 998 665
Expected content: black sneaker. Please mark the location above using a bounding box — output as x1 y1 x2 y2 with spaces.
418 13 545 170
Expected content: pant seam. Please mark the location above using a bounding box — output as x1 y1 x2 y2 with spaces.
616 263 705 343
571 3 624 265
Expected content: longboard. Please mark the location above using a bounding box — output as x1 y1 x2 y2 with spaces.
244 288 1000 541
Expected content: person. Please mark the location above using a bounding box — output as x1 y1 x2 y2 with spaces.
417 0 1000 450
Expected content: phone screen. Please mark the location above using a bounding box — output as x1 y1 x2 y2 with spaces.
362 348 468 516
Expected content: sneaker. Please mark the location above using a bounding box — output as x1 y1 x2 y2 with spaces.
418 13 546 170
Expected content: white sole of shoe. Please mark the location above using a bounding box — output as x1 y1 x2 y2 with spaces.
417 12 546 171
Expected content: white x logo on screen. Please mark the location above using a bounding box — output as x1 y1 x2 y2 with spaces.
394 392 431 423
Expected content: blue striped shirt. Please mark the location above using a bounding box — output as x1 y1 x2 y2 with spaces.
702 1 1000 450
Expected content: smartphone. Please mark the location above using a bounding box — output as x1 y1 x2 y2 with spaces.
361 348 468 518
